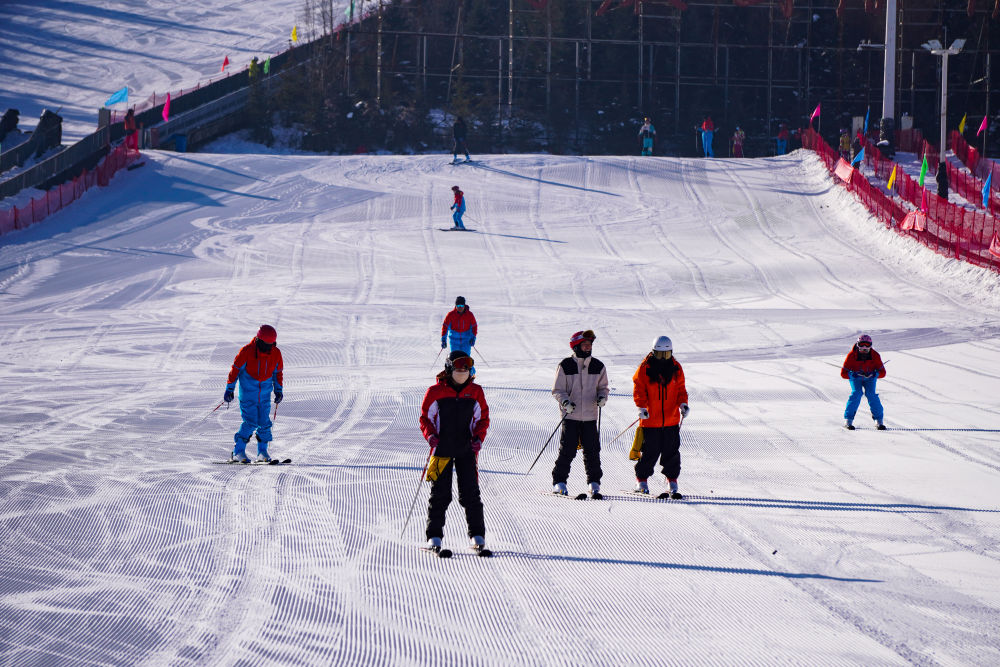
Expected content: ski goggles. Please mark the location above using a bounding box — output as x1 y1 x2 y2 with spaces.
451 356 474 371
856 343 871 350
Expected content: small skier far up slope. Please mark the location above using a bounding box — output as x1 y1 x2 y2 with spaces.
449 185 467 230
452 116 472 163
224 324 285 463
638 116 656 156
841 333 887 430
551 330 609 500
419 351 492 557
632 336 689 499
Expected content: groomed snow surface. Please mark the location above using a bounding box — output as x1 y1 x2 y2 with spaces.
2 150 1000 666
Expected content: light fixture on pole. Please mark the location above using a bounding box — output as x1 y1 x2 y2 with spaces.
922 38 966 200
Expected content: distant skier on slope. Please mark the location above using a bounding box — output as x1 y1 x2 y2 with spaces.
449 185 466 230
551 330 609 499
453 116 471 163
840 334 886 430
441 296 477 357
638 116 656 156
632 335 689 499
731 126 746 158
419 350 491 555
223 324 284 462
776 123 790 155
696 115 715 157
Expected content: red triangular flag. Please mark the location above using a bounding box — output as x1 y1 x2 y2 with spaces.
977 115 988 137
221 55 230 72
990 232 1000 259
162 92 170 122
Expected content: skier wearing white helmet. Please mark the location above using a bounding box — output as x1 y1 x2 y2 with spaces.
632 335 689 499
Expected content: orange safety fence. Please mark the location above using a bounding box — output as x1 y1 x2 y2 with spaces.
801 128 1000 272
0 143 140 237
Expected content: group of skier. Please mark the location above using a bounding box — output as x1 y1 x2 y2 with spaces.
218 314 888 556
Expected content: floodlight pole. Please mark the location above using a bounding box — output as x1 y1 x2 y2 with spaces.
924 39 965 200
880 0 897 158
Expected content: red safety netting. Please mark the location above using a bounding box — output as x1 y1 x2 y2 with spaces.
801 128 1000 272
951 130 1000 201
0 143 140 237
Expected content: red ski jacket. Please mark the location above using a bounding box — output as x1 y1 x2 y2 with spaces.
840 347 886 379
441 308 477 336
420 377 489 457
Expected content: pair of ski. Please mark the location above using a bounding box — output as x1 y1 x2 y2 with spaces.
630 489 684 500
550 491 603 501
215 458 292 465
422 545 493 559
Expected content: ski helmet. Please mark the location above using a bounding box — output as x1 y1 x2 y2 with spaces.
652 335 673 352
569 330 596 348
446 350 474 372
857 333 872 346
256 324 277 344
452 185 460 192
455 296 466 306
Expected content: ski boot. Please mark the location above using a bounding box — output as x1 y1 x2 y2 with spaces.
666 478 683 500
844 419 855 431
589 482 603 500
255 435 271 463
552 482 568 496
231 438 250 463
470 535 492 557
634 479 650 494
875 418 886 431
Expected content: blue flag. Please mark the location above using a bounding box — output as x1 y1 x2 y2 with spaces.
851 146 864 167
984 172 992 209
105 86 128 106
864 107 870 135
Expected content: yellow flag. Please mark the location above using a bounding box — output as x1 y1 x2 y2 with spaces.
887 164 897 191
959 113 967 134
291 25 298 43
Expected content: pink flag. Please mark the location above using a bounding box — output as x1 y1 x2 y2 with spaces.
977 115 988 136
162 93 171 123
221 55 230 72
920 188 928 213
990 232 1000 259
810 103 821 122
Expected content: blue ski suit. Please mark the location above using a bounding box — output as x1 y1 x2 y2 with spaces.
226 340 284 455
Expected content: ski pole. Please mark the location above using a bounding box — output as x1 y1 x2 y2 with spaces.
195 400 226 428
527 416 566 473
431 346 445 370
273 402 278 422
597 406 602 446
607 417 641 448
473 345 490 367
401 445 436 538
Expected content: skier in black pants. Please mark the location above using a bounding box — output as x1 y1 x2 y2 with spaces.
419 350 491 554
453 116 471 163
551 330 609 498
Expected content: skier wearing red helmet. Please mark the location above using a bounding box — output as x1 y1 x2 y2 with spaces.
840 333 886 430
550 329 609 499
224 324 284 462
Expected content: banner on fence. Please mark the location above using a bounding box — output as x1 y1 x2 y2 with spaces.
900 211 927 232
834 158 854 183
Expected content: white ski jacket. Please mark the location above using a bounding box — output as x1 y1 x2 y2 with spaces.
552 355 609 422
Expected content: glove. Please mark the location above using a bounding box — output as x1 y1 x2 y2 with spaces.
470 438 482 453
469 337 476 347
450 204 456 210
274 390 283 404
224 389 234 403
428 435 439 449
441 337 447 349
561 400 576 415
638 408 649 420
596 396 608 408
679 403 690 418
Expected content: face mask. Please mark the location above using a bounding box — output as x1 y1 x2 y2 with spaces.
452 370 470 384
256 339 275 353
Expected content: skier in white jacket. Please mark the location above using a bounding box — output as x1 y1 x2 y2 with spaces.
551 330 609 498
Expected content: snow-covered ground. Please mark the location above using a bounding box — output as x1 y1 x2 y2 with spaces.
2 148 1000 665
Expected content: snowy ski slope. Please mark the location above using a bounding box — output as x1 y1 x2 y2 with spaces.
2 149 1000 665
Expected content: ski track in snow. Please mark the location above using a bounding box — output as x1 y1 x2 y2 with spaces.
1 151 1000 666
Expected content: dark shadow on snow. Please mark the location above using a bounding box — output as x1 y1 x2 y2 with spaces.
468 162 621 197
493 551 880 583
603 494 999 514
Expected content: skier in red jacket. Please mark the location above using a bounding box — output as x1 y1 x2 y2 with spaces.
419 350 491 555
224 325 284 462
840 334 886 430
